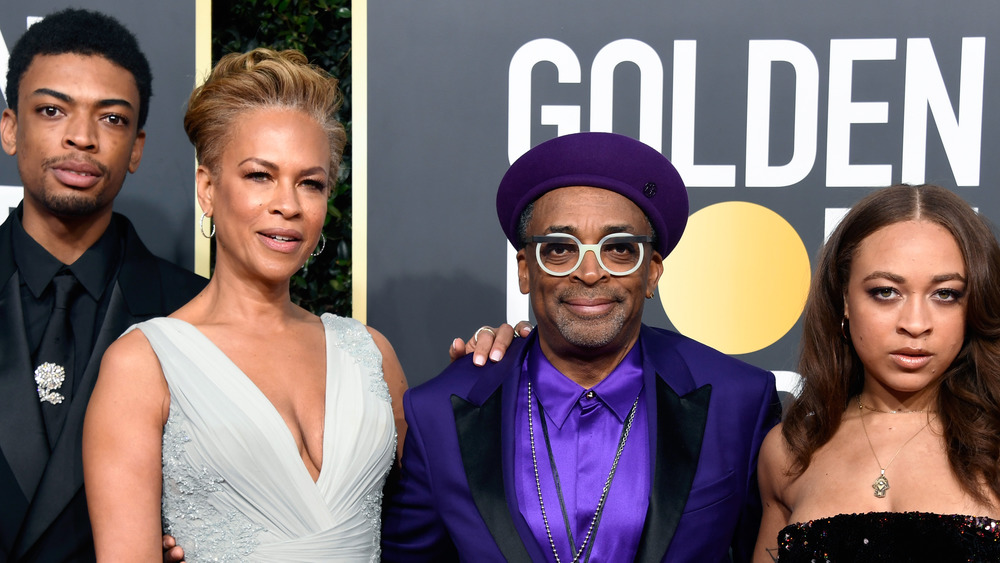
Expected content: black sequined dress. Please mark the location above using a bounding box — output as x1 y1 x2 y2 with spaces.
777 512 1000 562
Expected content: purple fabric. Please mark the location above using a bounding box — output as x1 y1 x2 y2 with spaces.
495 132 689 256
515 339 649 562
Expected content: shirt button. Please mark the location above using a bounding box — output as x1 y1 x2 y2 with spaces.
585 390 595 399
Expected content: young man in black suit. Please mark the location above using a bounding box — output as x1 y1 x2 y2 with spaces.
0 9 206 561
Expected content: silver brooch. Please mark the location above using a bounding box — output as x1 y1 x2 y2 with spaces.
34 362 66 405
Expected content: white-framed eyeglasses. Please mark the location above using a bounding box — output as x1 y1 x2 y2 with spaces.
530 232 653 277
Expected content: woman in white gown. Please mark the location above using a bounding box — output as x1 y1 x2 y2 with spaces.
83 48 406 562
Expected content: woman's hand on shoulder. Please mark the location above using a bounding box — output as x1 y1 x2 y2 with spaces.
366 327 408 463
448 321 533 366
753 423 794 563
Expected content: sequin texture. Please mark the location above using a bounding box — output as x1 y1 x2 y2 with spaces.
777 511 1000 562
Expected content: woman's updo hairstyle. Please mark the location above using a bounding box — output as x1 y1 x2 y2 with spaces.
184 48 346 185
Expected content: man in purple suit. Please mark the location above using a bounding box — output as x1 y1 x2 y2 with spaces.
382 132 780 562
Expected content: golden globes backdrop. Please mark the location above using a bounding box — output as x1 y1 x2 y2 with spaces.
359 1 1000 390
0 1 210 276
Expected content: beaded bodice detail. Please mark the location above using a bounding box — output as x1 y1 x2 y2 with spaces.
161 407 265 561
135 314 395 562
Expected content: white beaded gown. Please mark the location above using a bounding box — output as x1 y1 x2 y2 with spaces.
129 314 396 562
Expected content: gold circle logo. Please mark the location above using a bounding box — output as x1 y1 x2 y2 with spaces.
658 201 811 354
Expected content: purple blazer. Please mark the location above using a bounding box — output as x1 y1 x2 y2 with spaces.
382 325 780 562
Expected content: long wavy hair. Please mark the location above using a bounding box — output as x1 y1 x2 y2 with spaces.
783 184 1000 504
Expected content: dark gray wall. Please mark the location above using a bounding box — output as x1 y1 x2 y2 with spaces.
366 1 1000 386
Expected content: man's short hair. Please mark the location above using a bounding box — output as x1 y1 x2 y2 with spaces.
5 8 153 129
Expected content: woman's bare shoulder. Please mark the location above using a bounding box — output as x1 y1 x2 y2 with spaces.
89 325 170 430
759 423 796 487
365 327 407 389
760 423 790 458
95 327 169 408
101 328 160 376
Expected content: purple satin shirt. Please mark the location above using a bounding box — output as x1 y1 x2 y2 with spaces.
515 339 650 562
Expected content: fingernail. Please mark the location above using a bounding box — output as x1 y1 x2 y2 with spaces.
474 354 485 366
490 350 502 362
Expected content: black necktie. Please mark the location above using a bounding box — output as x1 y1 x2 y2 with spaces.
34 269 81 448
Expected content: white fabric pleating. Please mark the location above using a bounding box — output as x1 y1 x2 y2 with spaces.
131 314 395 562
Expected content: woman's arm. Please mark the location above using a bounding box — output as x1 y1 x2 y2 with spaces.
83 329 170 561
753 424 794 563
367 327 408 463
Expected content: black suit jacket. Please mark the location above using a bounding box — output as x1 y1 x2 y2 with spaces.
0 212 206 563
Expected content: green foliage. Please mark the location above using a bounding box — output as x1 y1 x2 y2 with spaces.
212 0 353 315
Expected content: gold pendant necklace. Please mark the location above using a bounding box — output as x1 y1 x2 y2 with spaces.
858 400 935 414
857 397 936 498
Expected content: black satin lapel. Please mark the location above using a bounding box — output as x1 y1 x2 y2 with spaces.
17 284 133 555
77 282 132 405
452 392 532 562
635 379 712 562
115 219 163 316
0 272 49 500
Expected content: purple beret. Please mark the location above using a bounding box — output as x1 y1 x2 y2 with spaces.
496 132 689 257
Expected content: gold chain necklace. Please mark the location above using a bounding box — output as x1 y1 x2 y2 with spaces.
857 397 936 498
858 400 935 414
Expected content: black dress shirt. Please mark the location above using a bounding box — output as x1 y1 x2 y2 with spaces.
10 206 123 396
